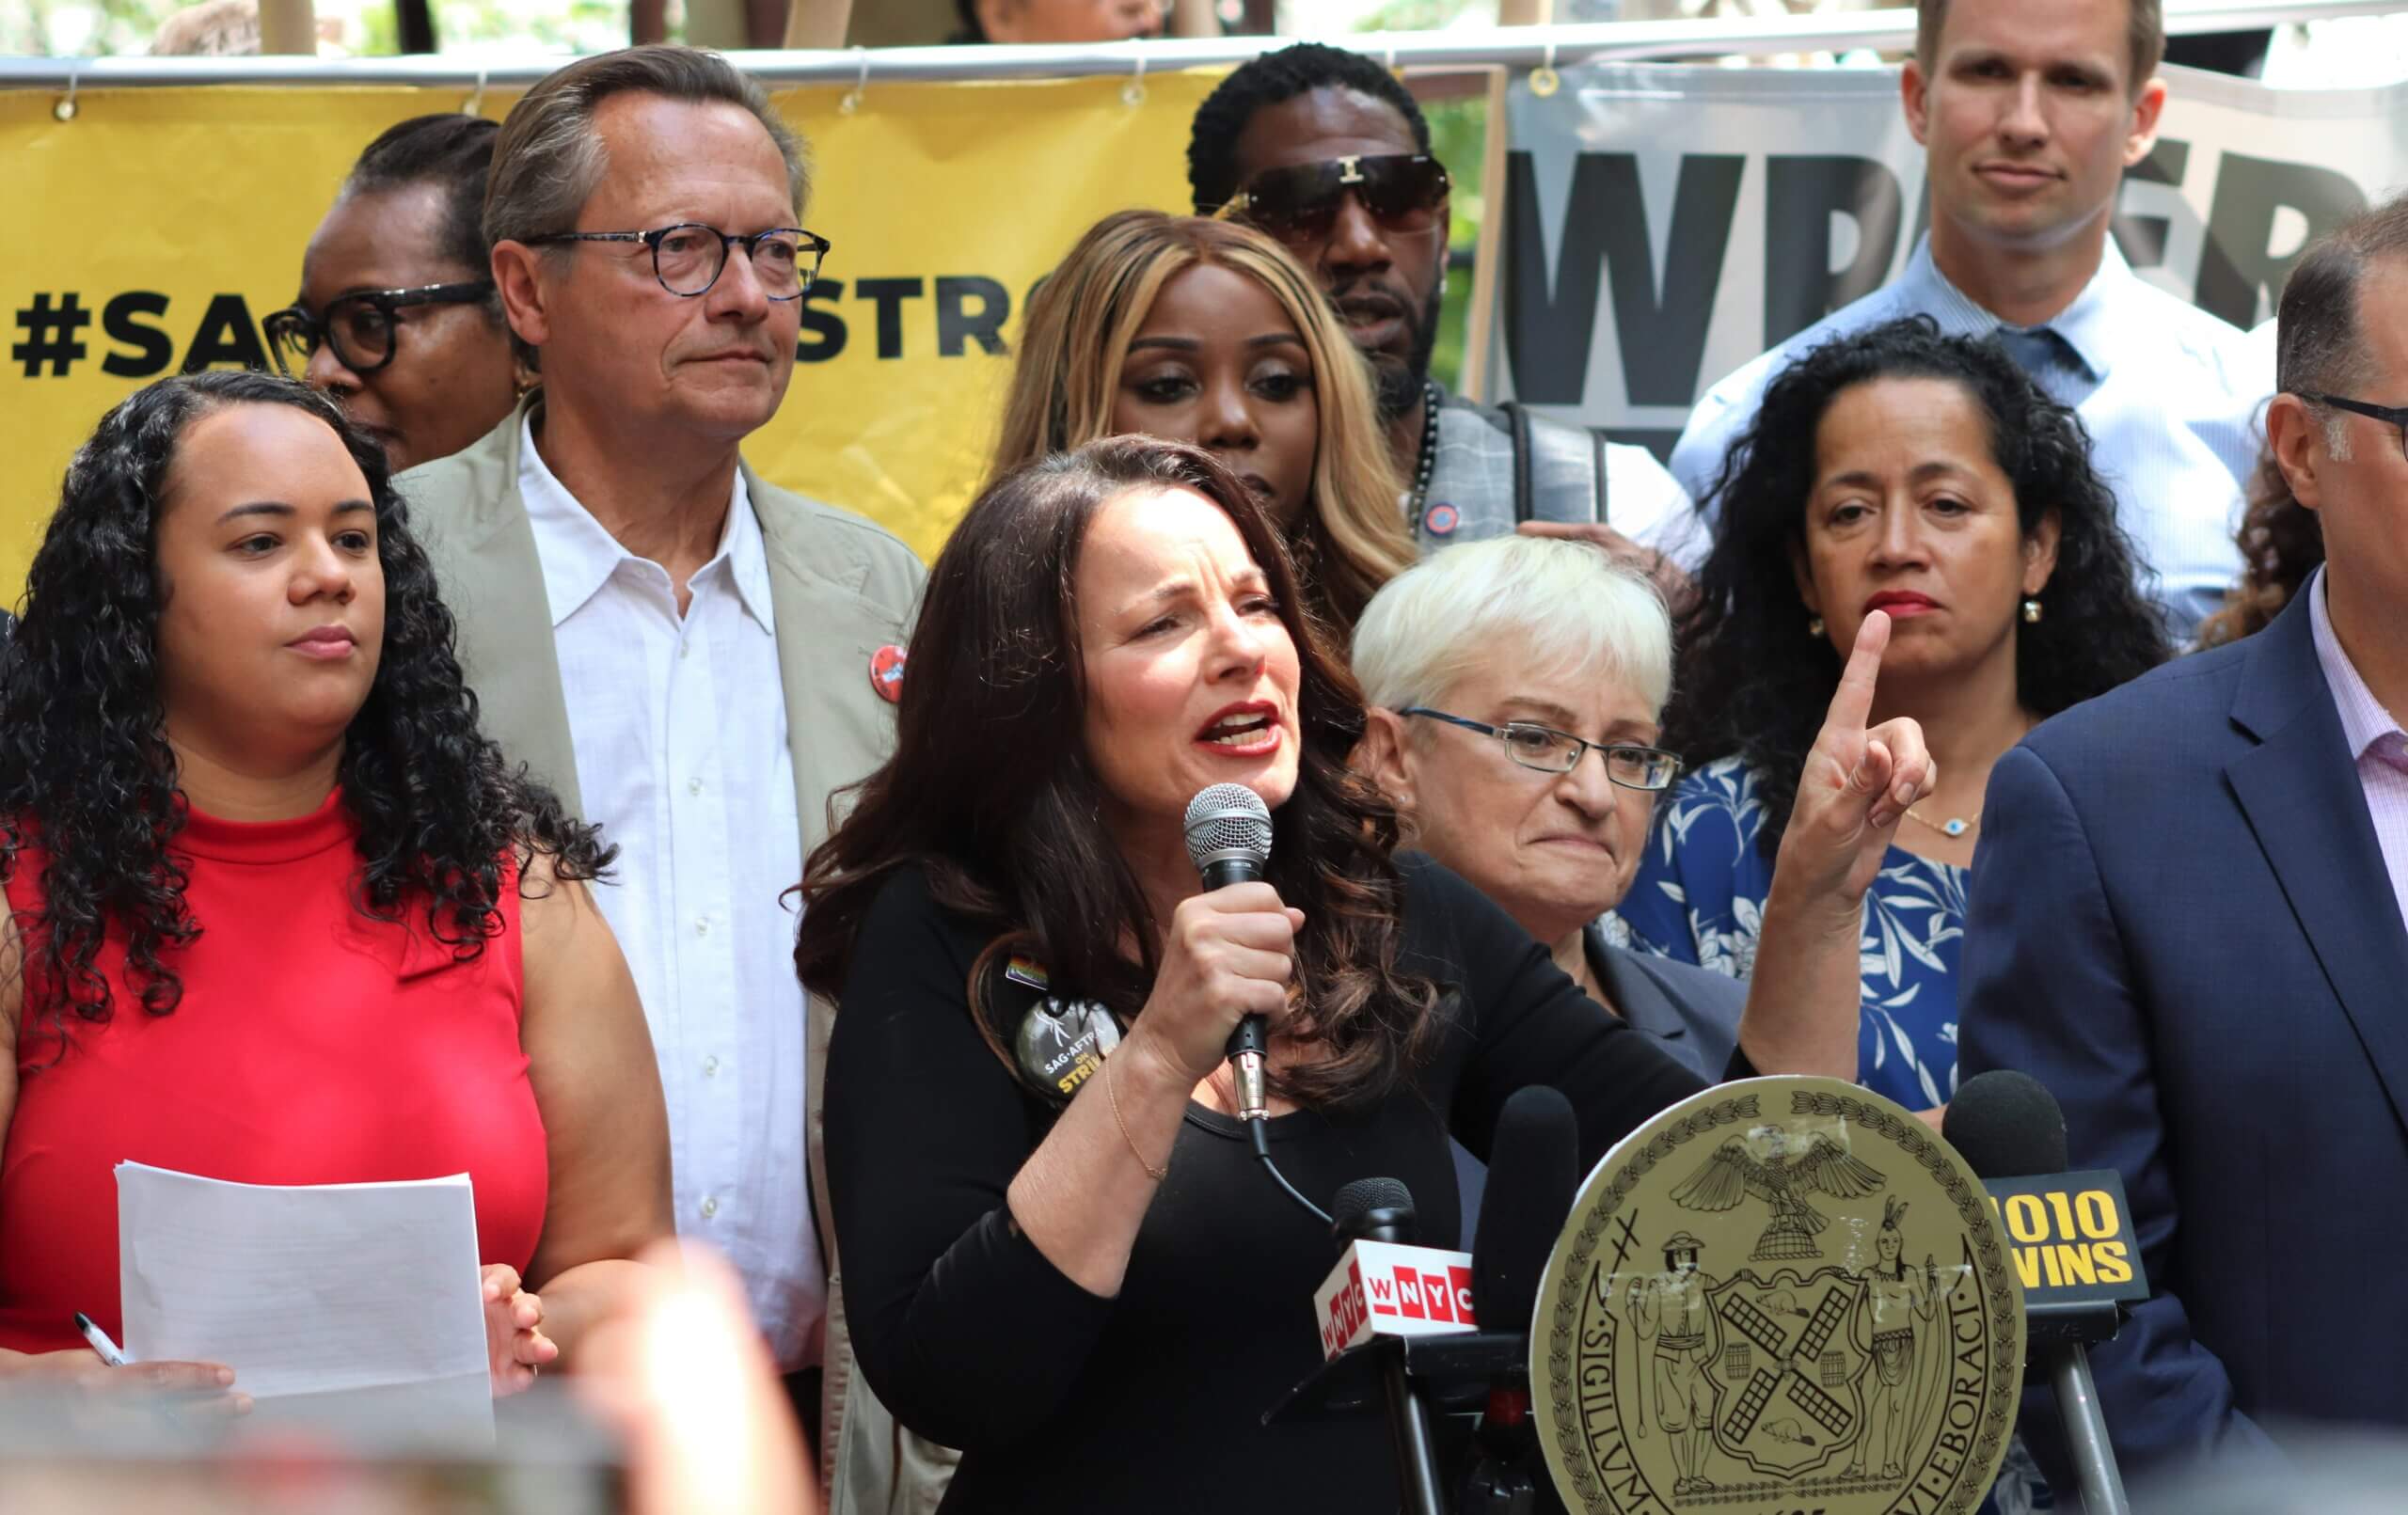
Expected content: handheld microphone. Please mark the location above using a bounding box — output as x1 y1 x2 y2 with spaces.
1944 1070 2134 1515
1183 783 1329 1224
1331 1179 1450 1515
1182 783 1275 1124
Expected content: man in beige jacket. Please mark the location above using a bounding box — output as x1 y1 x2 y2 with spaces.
399 44 947 1514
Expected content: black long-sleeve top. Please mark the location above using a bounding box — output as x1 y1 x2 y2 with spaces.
825 855 1736 1513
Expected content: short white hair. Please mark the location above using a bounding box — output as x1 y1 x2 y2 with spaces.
1350 535 1673 718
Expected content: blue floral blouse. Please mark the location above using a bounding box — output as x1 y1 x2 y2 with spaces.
1603 757 2052 1514
1602 755 1970 1113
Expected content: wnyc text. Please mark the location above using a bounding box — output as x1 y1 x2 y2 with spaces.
1313 1240 1478 1360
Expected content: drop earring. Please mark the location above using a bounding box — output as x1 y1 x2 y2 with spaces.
1808 615 1826 638
2021 598 2043 623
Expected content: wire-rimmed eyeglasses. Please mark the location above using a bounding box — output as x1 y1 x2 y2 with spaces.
523 223 831 301
1401 707 1684 792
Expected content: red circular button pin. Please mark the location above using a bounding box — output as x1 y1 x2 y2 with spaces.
1423 502 1460 537
869 644 907 703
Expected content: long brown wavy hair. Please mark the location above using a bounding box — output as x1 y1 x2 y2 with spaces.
990 210 1414 632
793 437 1442 1112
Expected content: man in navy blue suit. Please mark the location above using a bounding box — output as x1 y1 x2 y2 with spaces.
1960 195 2408 1495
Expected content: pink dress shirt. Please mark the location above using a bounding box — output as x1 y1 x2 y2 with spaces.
2307 567 2408 933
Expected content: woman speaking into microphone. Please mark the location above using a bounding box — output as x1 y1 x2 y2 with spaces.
800 437 1928 1513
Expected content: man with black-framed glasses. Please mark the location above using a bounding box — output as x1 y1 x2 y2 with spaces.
271 114 521 474
1960 195 2408 1491
394 47 929 1514
1187 42 1706 579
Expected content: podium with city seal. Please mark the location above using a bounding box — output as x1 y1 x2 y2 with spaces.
1531 1077 2024 1514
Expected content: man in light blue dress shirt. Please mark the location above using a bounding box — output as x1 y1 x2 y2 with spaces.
1671 0 2271 639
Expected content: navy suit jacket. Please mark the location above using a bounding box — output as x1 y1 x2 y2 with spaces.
1959 591 2408 1493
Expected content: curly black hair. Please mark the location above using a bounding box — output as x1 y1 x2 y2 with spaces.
2 369 612 1041
1188 41 1433 214
1666 316 2171 855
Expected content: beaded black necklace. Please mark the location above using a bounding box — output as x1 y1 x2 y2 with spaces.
1404 381 1438 517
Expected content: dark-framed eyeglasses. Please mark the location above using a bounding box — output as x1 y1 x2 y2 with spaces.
262 280 495 377
1400 707 1683 792
1213 153 1450 244
2305 392 2408 459
523 223 831 302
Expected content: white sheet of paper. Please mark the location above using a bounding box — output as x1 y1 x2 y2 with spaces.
115 1160 493 1442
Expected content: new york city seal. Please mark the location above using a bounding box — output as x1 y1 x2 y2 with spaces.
1532 1078 2023 1515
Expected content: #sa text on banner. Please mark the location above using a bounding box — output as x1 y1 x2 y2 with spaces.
0 71 1217 592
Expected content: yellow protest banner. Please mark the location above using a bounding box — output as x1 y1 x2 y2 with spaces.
0 70 1221 590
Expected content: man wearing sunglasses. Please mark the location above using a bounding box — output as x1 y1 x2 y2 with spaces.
1671 0 2267 641
393 46 929 1515
268 115 522 475
1189 43 1705 577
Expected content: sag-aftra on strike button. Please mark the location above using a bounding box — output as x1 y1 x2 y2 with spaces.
1979 1171 2149 1307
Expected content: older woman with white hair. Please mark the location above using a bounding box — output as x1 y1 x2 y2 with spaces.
1352 535 1885 1080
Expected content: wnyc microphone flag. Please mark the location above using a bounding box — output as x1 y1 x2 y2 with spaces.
1312 1240 1480 1361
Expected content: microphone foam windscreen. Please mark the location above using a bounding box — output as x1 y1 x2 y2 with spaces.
1472 1085 1580 1334
1182 782 1273 872
1942 1069 2069 1179
1332 1176 1417 1240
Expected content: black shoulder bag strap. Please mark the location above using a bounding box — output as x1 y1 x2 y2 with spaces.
1500 401 1611 527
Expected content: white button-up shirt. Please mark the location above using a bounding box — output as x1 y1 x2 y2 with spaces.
518 417 821 1369
1671 235 2271 638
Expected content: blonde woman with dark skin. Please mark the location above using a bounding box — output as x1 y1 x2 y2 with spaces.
993 209 1414 631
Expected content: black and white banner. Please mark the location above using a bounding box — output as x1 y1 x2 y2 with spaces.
1489 62 2408 452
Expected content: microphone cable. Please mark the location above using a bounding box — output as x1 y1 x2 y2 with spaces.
1251 1117 1331 1226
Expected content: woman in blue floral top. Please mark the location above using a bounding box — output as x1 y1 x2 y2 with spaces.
1618 323 2173 1515
1609 317 2171 1117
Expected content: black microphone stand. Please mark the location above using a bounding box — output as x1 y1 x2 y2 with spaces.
2027 1301 2131 1515
1353 1197 1449 1515
1383 1349 1450 1515
1273 1190 1457 1515
1265 1332 1532 1515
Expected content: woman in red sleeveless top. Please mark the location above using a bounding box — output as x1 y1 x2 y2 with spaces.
0 371 672 1407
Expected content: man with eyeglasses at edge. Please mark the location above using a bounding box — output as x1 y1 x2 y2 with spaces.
267 114 523 475
1188 43 1707 579
1671 0 2267 641
1960 195 2408 1490
392 43 925 1508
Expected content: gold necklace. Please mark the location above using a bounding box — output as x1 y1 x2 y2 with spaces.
1904 803 1981 839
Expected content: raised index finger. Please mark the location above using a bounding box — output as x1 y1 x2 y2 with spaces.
1824 609 1891 735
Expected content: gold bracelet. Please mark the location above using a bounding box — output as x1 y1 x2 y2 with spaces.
1102 1052 1169 1182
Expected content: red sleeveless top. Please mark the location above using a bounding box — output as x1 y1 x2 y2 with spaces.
0 790 547 1353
